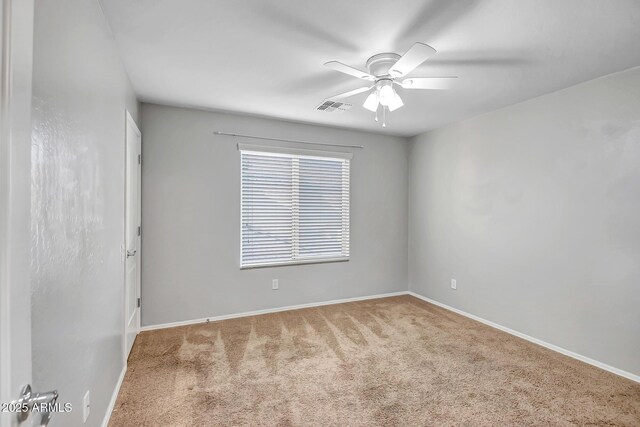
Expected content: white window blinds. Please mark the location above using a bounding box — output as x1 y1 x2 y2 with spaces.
240 145 351 268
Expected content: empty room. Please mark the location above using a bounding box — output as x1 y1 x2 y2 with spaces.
1 0 639 426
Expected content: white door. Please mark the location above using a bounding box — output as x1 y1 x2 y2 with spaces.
1 1 58 426
124 111 141 359
1 0 32 425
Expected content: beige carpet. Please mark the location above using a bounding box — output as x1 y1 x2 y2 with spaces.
109 295 640 426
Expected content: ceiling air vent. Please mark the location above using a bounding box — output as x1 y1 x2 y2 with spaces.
316 100 352 113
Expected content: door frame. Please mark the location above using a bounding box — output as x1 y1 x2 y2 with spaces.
122 110 141 364
0 0 34 425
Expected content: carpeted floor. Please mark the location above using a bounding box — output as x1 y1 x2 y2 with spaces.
109 295 640 426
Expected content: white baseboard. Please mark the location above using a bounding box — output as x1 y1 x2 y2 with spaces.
141 291 409 332
408 291 640 384
101 366 127 427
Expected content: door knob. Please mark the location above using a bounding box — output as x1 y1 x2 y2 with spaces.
15 384 58 426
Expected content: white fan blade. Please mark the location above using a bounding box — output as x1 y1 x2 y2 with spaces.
326 86 372 101
400 76 458 90
389 42 437 77
324 61 375 81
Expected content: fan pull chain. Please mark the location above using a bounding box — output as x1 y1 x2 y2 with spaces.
374 106 379 122
382 106 387 127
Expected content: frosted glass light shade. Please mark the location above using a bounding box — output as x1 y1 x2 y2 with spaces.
388 93 404 111
378 84 395 106
363 92 379 112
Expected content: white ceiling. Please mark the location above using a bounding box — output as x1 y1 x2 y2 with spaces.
100 0 640 137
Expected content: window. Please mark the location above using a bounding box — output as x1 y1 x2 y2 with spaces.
239 144 351 268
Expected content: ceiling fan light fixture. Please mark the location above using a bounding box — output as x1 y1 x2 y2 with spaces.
363 92 379 112
388 92 404 112
378 82 395 106
322 43 456 127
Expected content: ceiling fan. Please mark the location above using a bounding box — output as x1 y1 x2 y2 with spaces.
322 43 457 127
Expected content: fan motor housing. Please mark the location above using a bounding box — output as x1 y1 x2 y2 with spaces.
366 53 401 77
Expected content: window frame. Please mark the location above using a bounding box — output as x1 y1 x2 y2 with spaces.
238 143 352 269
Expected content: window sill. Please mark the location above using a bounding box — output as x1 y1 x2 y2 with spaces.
240 257 349 270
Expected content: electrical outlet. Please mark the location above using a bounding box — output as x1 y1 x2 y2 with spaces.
272 279 279 290
83 390 90 423
451 279 457 290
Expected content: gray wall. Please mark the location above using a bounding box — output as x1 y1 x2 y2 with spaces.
408 67 640 376
140 103 408 326
31 0 139 426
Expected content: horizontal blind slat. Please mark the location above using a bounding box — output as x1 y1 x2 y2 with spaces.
241 150 350 267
